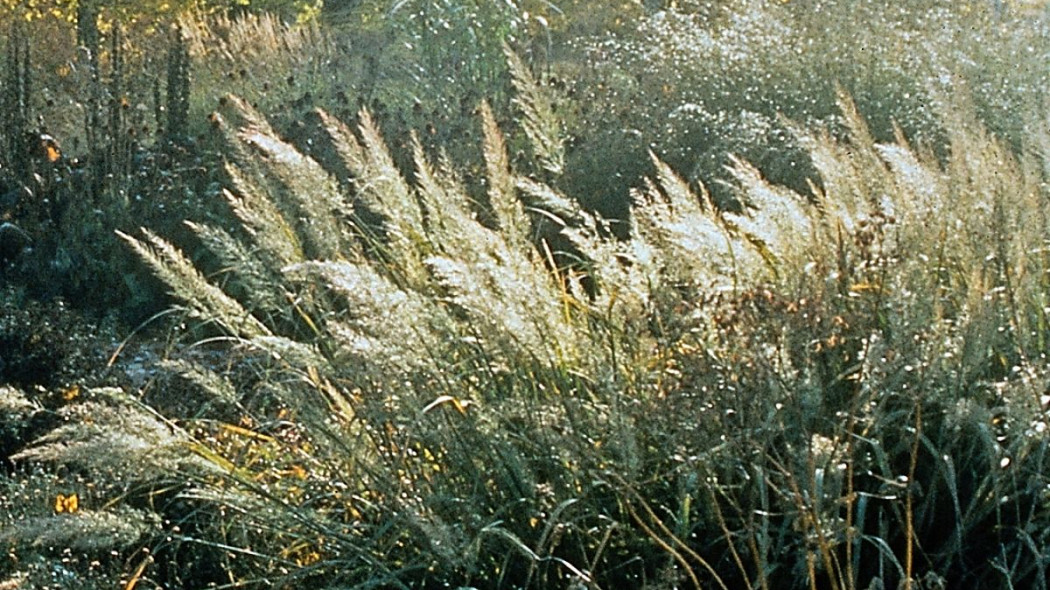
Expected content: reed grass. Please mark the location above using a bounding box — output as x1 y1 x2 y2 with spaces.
2 5 1049 589
78 66 1050 588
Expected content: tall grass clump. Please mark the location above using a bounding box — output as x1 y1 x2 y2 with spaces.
9 44 1050 588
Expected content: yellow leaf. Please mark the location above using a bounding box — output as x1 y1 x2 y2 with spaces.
54 493 78 514
219 422 274 443
61 383 79 402
849 282 884 294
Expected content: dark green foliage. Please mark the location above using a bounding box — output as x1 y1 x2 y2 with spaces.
165 24 191 142
0 288 119 391
1 22 32 181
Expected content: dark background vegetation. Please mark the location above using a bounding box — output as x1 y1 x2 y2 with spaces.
1 0 1050 588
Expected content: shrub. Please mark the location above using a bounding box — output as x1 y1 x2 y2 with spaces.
564 0 1050 218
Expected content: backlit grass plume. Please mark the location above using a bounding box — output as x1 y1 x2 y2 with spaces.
504 41 565 178
101 67 1050 590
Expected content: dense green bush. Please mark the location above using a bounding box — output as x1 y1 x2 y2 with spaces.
563 0 1050 216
